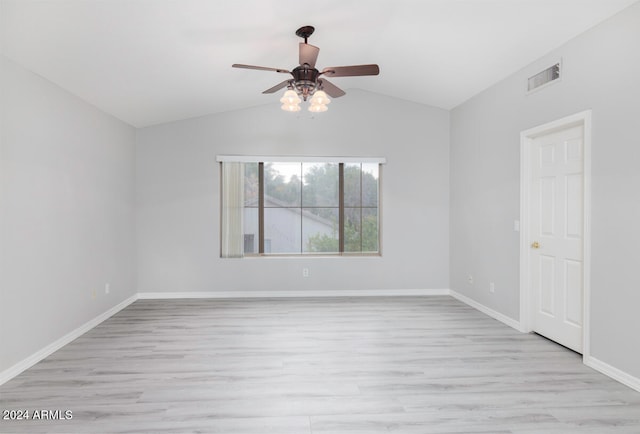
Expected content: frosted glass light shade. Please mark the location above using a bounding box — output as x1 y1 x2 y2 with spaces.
281 103 301 112
310 90 330 106
308 103 328 113
280 89 301 105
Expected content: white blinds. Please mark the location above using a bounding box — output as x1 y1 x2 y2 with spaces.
220 162 244 258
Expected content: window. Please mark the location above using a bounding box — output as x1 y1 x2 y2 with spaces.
218 156 384 257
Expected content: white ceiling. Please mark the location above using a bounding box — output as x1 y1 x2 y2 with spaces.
2 0 637 127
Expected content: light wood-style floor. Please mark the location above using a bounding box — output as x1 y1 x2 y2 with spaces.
1 296 639 433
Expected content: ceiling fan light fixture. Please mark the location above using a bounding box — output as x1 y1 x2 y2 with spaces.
281 103 301 112
280 89 301 105
310 90 330 106
308 103 328 113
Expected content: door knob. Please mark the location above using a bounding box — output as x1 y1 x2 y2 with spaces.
531 241 540 249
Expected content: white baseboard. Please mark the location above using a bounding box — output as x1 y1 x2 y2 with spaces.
0 295 137 386
450 289 524 332
137 288 450 299
449 291 640 393
584 355 640 393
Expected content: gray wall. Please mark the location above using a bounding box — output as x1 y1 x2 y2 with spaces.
0 56 136 372
136 90 450 293
450 3 640 377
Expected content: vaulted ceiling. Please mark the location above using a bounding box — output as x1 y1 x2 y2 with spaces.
2 0 637 127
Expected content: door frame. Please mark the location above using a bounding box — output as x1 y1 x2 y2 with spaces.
519 110 592 358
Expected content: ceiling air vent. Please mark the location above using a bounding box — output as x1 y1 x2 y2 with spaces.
527 62 560 92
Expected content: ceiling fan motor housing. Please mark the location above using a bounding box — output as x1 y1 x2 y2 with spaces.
291 65 320 100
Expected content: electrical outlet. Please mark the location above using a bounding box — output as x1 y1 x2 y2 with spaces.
490 282 495 293
467 275 473 285
105 283 110 295
302 268 310 278
92 289 97 299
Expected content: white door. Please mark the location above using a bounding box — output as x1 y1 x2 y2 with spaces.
529 124 584 353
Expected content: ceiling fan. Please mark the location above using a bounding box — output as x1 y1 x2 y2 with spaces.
232 25 380 112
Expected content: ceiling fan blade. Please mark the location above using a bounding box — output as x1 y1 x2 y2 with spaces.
319 79 346 98
232 64 290 74
299 43 320 68
321 64 380 77
262 80 291 94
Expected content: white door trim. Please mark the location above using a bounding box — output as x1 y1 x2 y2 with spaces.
519 110 592 358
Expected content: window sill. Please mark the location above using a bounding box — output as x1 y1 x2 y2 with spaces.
237 253 382 259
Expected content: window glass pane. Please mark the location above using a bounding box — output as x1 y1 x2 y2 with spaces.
344 207 362 252
362 163 379 207
244 162 259 206
362 208 379 253
303 208 339 253
264 162 301 207
344 163 361 207
224 159 381 257
264 208 301 254
302 163 338 207
243 207 259 254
